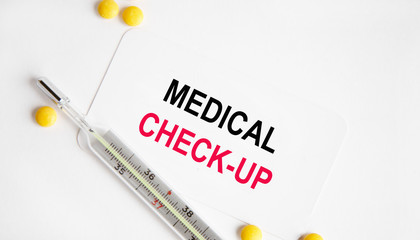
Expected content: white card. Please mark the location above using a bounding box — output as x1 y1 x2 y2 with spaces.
87 30 346 239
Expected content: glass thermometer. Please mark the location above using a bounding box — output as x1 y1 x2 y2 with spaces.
37 77 223 240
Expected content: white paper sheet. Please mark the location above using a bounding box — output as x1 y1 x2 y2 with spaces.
87 30 346 239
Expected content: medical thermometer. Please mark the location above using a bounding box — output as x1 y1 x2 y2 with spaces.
37 78 222 240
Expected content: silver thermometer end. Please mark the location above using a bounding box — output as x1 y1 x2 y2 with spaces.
36 77 69 106
36 78 91 132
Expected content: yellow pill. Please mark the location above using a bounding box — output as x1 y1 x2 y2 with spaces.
122 6 144 26
98 0 119 19
241 225 262 240
304 233 323 240
35 106 57 127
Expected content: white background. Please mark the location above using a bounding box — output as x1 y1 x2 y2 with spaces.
0 0 419 239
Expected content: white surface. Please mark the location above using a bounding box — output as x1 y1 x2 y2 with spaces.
87 29 346 239
0 0 419 239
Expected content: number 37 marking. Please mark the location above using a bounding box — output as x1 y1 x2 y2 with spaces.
152 198 163 209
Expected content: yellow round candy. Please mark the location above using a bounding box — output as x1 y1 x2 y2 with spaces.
35 106 57 127
304 233 323 240
241 225 262 240
122 6 144 26
98 0 119 19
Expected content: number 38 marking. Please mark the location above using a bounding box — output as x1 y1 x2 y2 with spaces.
182 206 194 217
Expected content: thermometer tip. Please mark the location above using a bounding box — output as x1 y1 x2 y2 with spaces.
36 77 69 105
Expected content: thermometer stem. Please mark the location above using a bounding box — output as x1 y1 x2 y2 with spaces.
36 78 220 240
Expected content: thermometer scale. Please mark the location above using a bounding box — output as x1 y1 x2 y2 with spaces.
37 78 222 240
